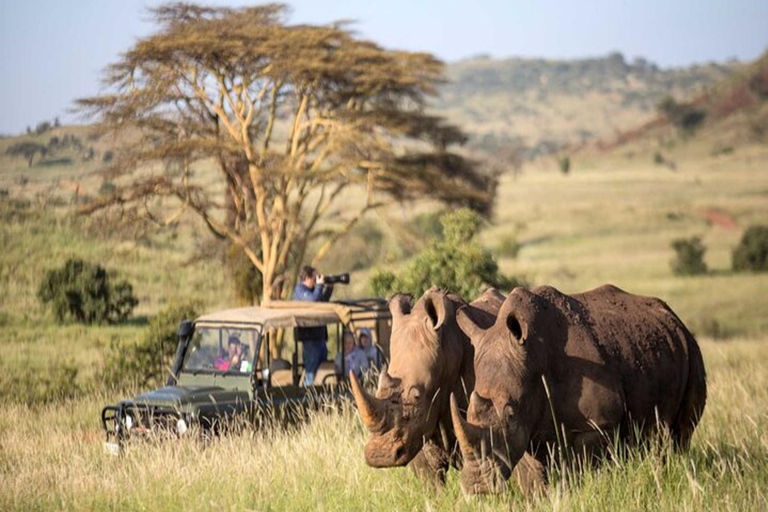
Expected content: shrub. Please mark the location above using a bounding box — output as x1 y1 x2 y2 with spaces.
656 96 706 133
411 211 445 241
369 270 397 298
679 110 706 133
35 121 52 135
496 234 521 259
98 180 117 196
670 237 708 276
732 225 768 272
559 156 571 175
370 208 524 299
102 301 200 390
37 258 138 324
695 318 730 341
0 360 82 406
710 145 734 157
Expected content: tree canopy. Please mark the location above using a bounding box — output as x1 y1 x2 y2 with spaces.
5 141 47 167
77 2 496 303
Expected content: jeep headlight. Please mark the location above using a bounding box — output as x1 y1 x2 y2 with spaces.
124 414 134 430
176 418 188 435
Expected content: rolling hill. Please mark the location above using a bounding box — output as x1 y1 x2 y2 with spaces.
436 52 742 156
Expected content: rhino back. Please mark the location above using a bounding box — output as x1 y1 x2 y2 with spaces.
568 284 693 426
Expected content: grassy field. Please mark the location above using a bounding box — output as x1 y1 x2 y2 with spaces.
1 120 767 510
0 338 766 511
488 137 768 338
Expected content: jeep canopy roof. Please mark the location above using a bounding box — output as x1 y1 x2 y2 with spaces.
193 299 390 331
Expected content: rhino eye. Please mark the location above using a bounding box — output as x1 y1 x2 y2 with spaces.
406 386 422 403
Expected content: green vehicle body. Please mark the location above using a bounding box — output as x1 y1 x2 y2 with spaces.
101 299 391 450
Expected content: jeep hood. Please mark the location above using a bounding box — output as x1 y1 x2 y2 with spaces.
132 385 250 408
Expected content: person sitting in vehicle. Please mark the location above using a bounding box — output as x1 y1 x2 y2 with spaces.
229 336 252 372
215 335 251 372
357 329 379 368
335 330 368 379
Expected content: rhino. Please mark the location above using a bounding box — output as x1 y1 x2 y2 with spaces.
450 284 707 495
349 287 505 485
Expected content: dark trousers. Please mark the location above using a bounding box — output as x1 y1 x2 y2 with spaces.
302 339 327 386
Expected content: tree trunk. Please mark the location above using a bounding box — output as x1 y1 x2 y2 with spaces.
261 266 274 306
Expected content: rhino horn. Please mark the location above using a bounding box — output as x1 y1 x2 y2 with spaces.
450 393 489 460
350 371 387 432
468 390 496 419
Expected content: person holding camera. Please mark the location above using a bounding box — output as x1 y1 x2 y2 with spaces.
293 265 334 385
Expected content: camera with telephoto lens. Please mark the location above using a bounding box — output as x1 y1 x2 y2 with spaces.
322 273 350 285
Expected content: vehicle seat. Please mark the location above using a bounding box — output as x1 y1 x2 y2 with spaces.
270 358 293 386
314 360 338 385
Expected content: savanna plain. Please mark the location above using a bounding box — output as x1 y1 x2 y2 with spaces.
1 125 767 511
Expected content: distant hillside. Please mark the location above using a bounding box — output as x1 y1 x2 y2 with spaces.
434 52 740 157
601 51 768 151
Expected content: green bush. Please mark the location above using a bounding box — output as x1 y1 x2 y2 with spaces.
559 156 571 175
37 258 138 324
670 237 708 276
656 96 706 133
98 180 116 196
370 208 523 299
732 225 768 272
496 234 521 259
0 360 82 406
411 211 445 241
103 301 200 390
695 318 730 341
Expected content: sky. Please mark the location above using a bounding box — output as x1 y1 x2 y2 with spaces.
1 0 766 135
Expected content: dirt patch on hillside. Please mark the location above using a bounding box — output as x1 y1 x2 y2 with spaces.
702 208 739 229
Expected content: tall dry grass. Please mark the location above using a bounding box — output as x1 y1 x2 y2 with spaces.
1 338 766 511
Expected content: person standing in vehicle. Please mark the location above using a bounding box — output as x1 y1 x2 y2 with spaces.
293 265 334 385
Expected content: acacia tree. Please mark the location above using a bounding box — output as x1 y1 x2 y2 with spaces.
6 141 47 167
77 3 495 303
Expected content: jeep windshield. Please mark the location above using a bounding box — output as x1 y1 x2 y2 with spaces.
181 327 261 375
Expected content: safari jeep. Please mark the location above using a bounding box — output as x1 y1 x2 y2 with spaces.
101 299 391 454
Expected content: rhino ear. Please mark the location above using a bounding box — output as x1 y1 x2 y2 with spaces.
423 291 449 331
505 312 528 345
389 294 412 319
476 287 505 305
456 306 485 343
498 290 531 345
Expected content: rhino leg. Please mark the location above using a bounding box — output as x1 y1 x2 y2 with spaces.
511 452 547 497
408 439 450 488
